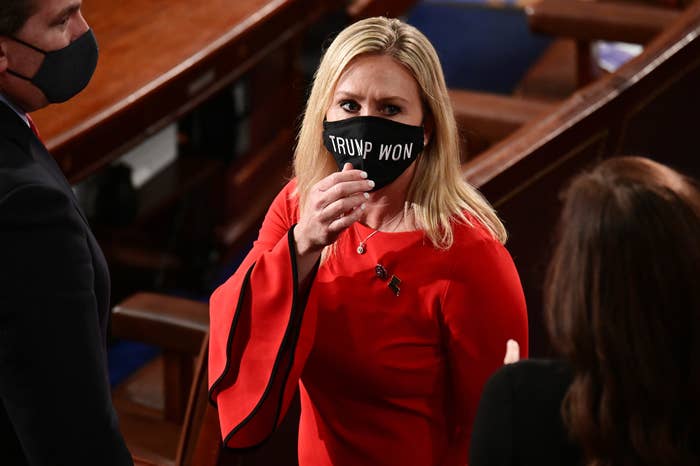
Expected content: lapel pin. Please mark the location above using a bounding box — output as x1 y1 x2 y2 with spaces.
388 275 401 297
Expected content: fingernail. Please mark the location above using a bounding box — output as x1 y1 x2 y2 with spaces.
360 203 366 210
367 180 375 188
363 192 370 199
360 171 368 179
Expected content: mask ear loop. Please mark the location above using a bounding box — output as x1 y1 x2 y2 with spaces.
8 36 48 55
5 36 48 81
6 68 33 81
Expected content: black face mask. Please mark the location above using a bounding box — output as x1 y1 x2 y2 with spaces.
323 116 424 191
7 29 99 103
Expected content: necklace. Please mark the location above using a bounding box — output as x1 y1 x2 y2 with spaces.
356 230 379 254
356 210 405 255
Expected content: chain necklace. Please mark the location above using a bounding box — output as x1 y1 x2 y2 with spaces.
356 210 405 255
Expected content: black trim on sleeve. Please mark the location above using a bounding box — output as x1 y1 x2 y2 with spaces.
208 262 256 406
212 224 318 450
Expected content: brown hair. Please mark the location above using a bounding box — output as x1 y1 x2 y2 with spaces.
0 0 35 36
545 156 700 466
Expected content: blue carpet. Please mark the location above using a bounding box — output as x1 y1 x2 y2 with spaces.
108 340 160 387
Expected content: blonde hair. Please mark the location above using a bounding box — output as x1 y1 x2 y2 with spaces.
294 17 506 248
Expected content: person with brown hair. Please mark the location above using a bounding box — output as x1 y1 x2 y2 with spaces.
469 156 700 466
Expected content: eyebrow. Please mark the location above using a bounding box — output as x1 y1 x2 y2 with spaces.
49 2 81 26
334 91 410 104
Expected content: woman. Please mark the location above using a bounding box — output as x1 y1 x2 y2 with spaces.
209 17 528 465
470 156 700 466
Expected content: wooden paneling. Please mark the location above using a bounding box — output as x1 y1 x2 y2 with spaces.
464 1 700 356
449 89 556 159
27 0 337 296
347 0 418 20
526 0 679 44
32 0 330 183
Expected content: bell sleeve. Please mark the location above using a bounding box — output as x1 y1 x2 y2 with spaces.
208 180 317 449
440 234 528 463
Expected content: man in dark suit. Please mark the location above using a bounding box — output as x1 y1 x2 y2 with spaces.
0 1 133 464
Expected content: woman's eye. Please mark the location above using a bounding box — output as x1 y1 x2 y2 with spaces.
340 100 359 112
383 104 401 115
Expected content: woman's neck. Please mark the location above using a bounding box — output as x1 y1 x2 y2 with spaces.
362 164 416 231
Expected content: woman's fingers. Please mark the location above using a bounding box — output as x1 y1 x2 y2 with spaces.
314 179 374 210
315 167 368 192
322 192 368 224
328 203 365 232
297 164 374 252
503 339 520 364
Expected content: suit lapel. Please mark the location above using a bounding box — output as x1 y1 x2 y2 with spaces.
27 139 92 228
0 102 92 229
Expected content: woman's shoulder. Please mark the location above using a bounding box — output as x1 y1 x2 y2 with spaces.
450 211 502 249
496 358 571 378
487 359 573 403
276 177 298 203
444 211 514 277
474 362 581 465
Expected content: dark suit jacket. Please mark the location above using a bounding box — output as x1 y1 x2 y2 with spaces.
469 359 582 466
0 103 132 465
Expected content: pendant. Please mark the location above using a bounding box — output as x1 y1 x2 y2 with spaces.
357 243 366 254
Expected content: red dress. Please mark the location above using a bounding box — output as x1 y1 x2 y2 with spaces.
209 179 528 465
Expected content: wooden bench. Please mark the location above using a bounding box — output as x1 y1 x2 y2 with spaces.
464 0 700 355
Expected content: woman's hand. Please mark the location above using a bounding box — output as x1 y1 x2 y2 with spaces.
294 163 374 256
503 339 520 364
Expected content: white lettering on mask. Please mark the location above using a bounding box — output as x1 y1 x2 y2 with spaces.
330 136 373 158
379 143 413 161
337 137 347 154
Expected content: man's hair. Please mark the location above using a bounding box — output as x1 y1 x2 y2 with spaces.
0 0 36 37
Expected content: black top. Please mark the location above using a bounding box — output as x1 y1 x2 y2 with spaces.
469 359 582 466
0 103 132 465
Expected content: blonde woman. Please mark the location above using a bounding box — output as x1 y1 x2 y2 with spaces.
209 17 528 465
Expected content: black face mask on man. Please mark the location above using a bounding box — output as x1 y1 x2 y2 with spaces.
323 116 425 191
7 29 99 103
